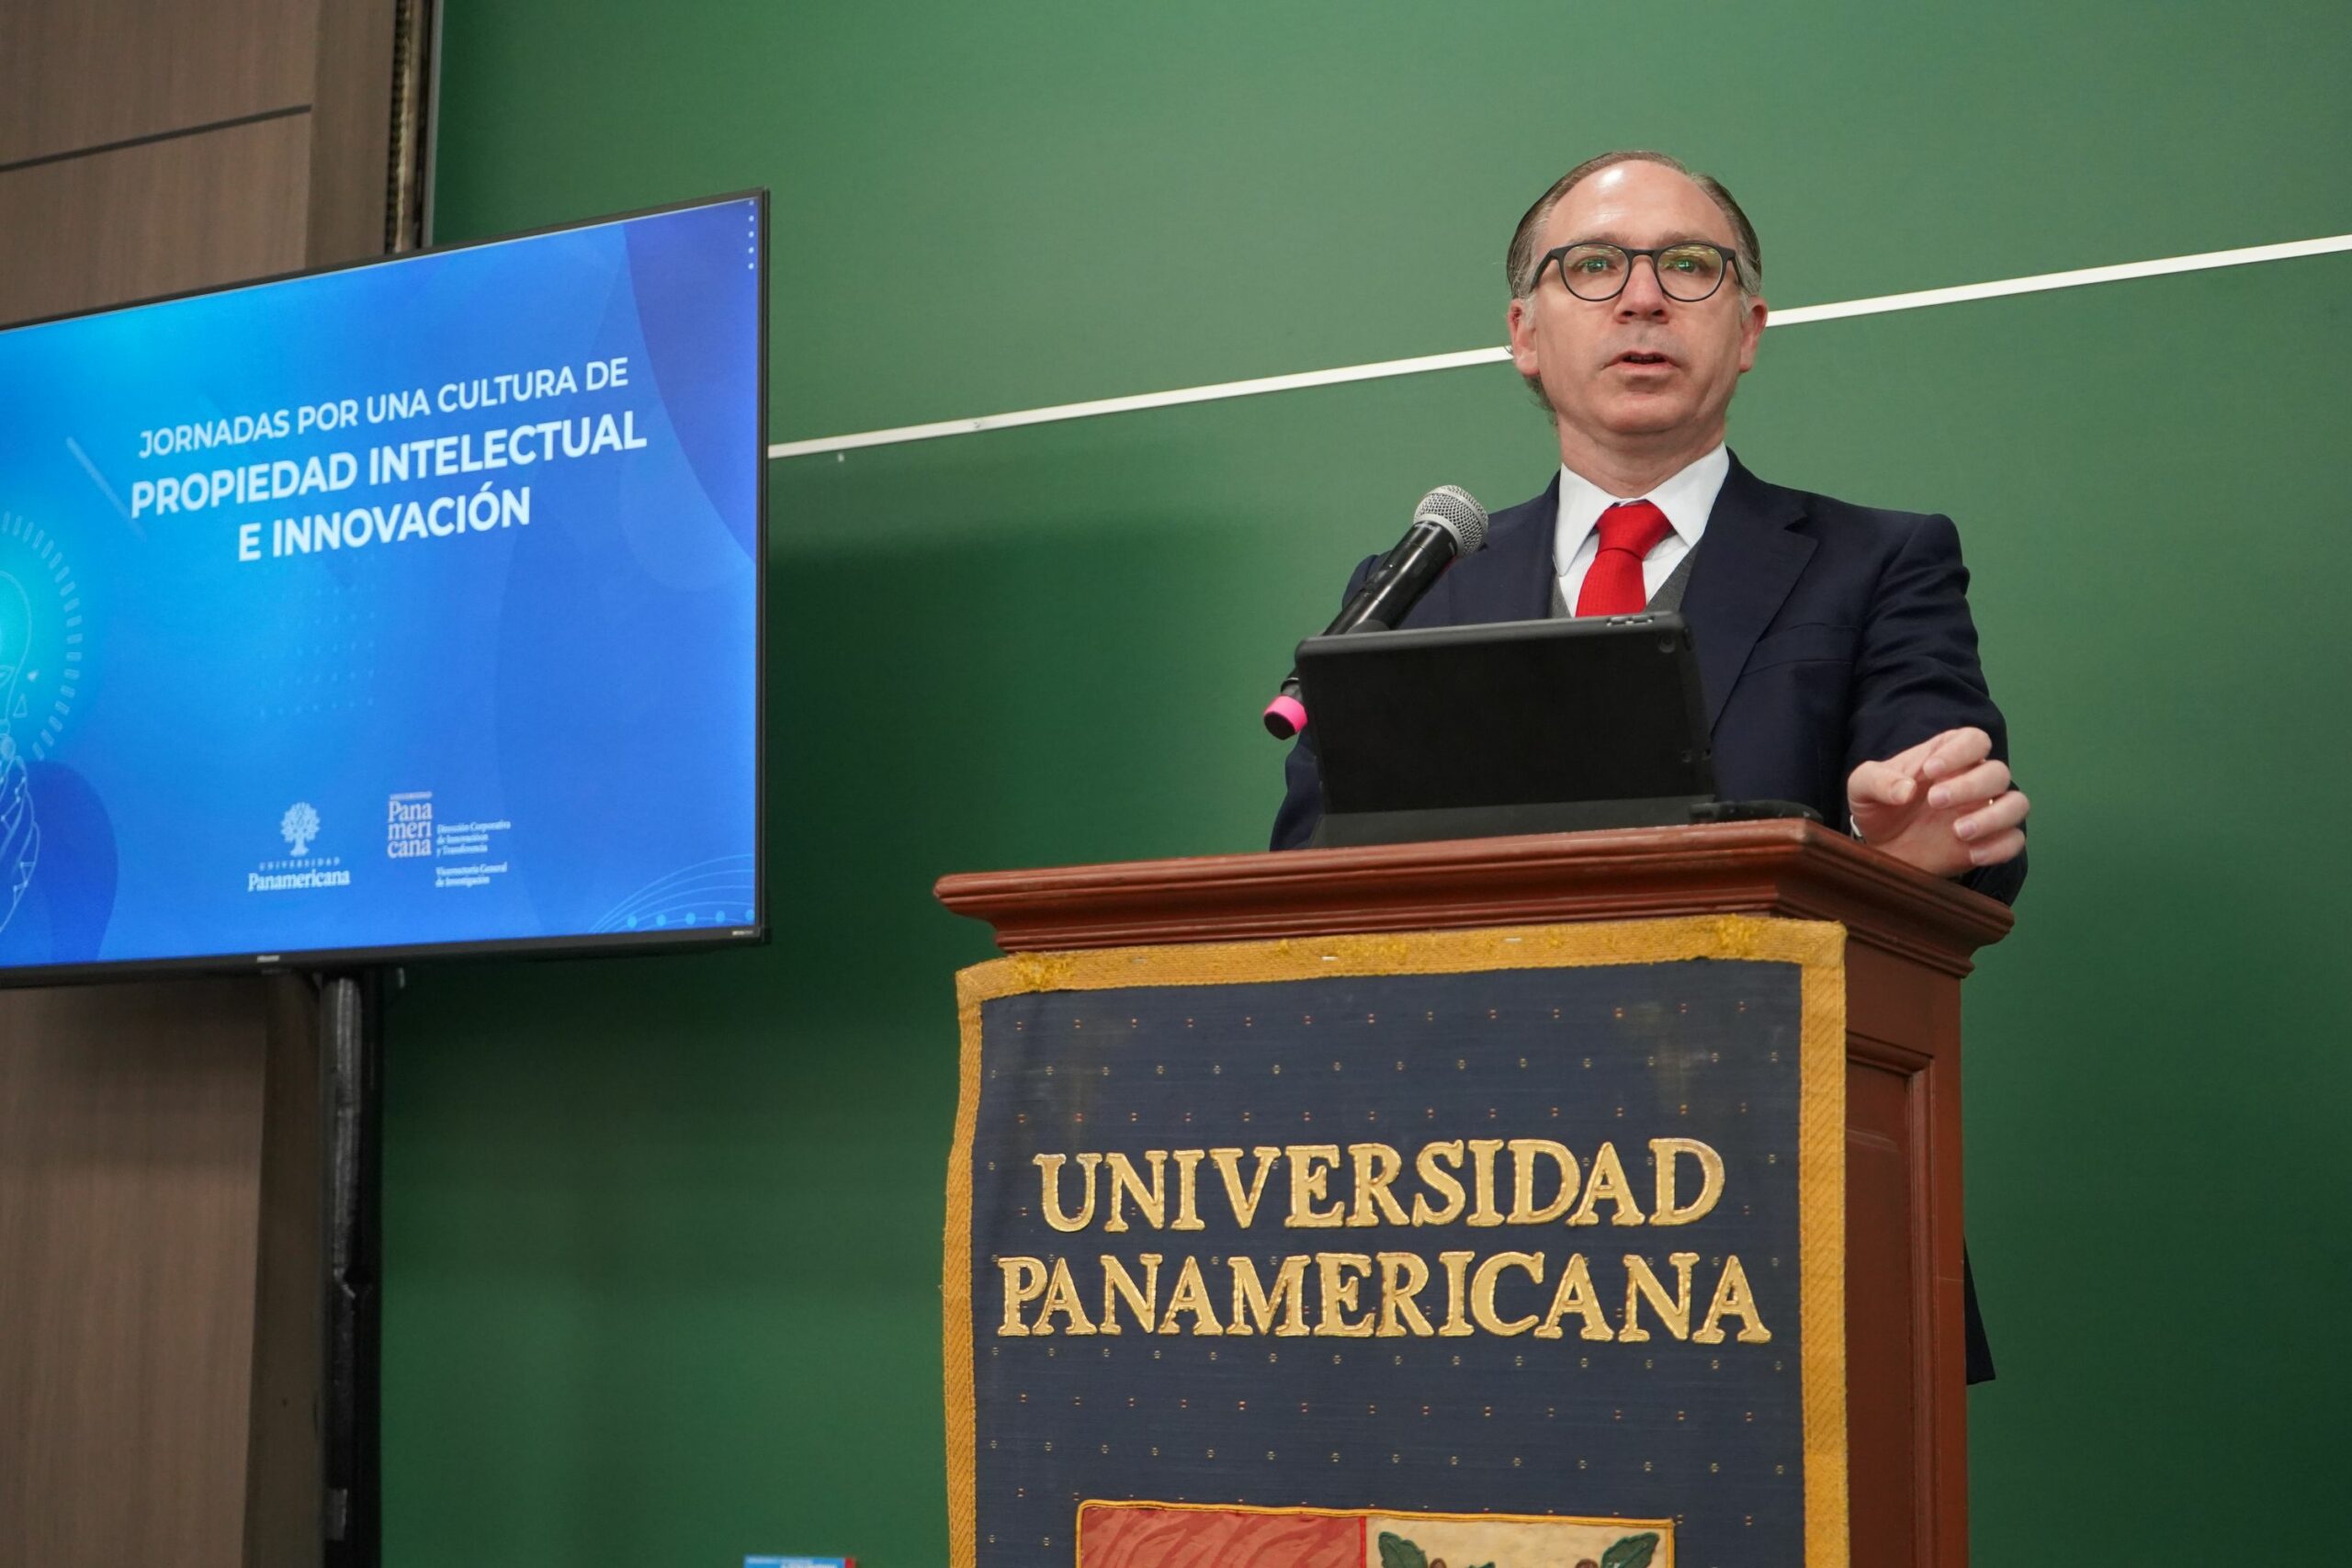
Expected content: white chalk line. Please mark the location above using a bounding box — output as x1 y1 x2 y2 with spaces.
768 231 2352 460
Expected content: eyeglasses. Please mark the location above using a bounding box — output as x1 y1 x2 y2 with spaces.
1538 242 1742 303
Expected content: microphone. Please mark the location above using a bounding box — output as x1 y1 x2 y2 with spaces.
1262 485 1489 739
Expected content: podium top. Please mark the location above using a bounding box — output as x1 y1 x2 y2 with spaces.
936 819 2012 976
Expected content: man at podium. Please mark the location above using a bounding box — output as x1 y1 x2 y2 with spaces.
1272 150 2030 908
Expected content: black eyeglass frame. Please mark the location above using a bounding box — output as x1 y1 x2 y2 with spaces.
1537 241 1745 303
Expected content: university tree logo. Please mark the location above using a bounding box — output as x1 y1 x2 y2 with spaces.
281 801 321 857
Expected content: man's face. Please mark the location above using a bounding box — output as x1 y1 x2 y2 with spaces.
1507 161 1767 449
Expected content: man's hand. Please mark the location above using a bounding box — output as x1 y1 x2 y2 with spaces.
1846 727 2028 879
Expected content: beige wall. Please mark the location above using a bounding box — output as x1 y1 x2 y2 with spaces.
0 5 422 1562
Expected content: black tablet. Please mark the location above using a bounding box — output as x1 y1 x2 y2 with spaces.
1296 613 1716 847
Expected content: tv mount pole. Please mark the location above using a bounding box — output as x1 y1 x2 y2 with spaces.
321 6 435 1556
319 969 387 1568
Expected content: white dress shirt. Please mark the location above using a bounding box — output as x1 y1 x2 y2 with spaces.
1553 444 1731 608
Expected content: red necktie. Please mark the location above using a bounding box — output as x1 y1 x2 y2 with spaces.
1575 500 1672 616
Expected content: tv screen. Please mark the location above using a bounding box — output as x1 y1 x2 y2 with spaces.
0 194 765 981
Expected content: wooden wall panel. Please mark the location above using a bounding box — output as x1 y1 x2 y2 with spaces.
0 981 273 1568
306 0 401 266
0 0 316 166
0 5 410 1563
0 113 312 327
243 977 328 1568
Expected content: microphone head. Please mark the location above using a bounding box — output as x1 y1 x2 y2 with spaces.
1413 484 1489 553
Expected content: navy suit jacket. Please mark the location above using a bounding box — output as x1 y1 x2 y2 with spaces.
1272 452 2025 909
1271 452 2018 1380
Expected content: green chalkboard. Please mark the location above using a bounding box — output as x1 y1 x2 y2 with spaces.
386 3 2352 1563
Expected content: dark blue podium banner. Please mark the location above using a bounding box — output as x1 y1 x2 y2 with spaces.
948 917 1849 1568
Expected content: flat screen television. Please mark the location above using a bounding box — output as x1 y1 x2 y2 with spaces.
0 193 766 983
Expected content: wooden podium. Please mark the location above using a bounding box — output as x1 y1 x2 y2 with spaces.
937 819 2010 1568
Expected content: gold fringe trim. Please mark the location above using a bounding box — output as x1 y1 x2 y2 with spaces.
944 968 988 1565
1797 937 1849 1568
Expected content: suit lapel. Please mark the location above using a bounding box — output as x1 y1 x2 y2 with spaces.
1432 473 1557 624
1681 454 1815 730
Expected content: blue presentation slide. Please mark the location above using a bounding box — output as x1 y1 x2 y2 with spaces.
0 196 763 973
